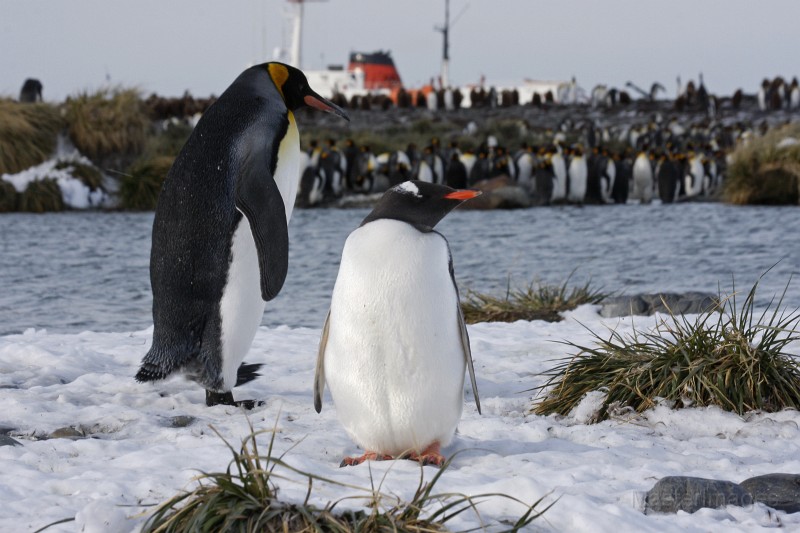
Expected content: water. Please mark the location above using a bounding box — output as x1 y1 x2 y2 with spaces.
1 203 798 336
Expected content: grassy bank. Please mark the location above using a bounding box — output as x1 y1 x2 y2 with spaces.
724 123 800 205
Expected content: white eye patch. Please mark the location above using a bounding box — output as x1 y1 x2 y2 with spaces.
396 181 421 197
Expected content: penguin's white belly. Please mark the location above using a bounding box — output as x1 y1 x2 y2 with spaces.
218 218 267 390
324 220 465 455
632 155 653 202
567 157 587 202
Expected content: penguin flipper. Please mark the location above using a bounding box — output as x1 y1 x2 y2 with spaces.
313 310 331 413
235 153 289 302
458 307 482 415
447 251 481 414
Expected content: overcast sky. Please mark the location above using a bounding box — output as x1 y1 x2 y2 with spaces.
2 0 798 102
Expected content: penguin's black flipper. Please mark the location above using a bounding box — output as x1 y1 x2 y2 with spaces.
235 362 263 387
234 137 290 302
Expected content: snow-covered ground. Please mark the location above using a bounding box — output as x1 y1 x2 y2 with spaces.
2 305 799 532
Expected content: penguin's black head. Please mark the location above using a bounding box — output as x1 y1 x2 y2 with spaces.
266 62 349 121
361 180 480 232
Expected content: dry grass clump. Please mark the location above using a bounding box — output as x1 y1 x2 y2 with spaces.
532 278 800 422
0 99 63 175
724 123 800 205
462 278 607 324
62 88 149 169
18 178 65 213
118 156 173 210
141 424 546 533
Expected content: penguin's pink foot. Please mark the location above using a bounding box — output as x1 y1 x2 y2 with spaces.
401 442 446 467
340 451 394 467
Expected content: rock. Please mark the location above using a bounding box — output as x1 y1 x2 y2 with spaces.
740 473 800 513
601 292 717 317
0 435 22 447
167 415 196 428
48 426 84 439
460 176 531 210
645 476 752 514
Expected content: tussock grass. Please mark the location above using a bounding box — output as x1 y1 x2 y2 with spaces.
63 88 149 169
724 123 800 205
0 179 18 212
142 423 547 532
532 278 800 422
0 99 63 175
18 178 64 213
462 278 608 324
118 156 173 210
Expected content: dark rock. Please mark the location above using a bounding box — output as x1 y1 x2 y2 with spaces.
48 427 84 439
740 473 800 513
168 415 196 428
0 435 22 447
0 426 16 435
459 176 531 210
601 292 717 317
645 476 752 514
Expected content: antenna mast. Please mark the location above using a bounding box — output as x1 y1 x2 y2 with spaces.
285 0 327 69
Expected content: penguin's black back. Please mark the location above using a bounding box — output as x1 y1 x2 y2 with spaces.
142 65 289 389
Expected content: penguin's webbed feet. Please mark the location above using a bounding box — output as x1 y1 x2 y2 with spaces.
205 390 264 410
339 451 394 467
400 442 446 467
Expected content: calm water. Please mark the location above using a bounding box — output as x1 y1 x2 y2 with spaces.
0 203 798 336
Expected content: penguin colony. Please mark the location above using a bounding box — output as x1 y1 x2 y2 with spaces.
135 63 348 407
294 74 800 207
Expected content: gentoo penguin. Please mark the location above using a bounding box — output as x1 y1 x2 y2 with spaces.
314 181 482 467
136 62 348 407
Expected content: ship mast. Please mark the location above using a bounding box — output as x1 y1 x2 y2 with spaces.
285 0 326 69
435 0 468 89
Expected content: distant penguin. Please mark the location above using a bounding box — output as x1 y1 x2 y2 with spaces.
314 181 481 467
533 156 555 206
445 153 468 189
631 150 654 203
567 146 588 203
19 78 43 103
136 63 348 407
656 154 680 203
611 152 631 204
550 146 568 202
685 151 705 198
514 147 535 191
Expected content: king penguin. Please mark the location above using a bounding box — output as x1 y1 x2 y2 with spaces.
136 62 348 407
314 180 482 467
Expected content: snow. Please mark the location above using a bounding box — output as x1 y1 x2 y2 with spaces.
0 145 111 210
2 306 799 532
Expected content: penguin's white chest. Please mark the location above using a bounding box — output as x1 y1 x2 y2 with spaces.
324 220 465 455
216 114 300 390
218 220 266 390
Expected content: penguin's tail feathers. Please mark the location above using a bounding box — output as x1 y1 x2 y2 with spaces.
236 363 263 387
135 344 180 383
135 360 172 383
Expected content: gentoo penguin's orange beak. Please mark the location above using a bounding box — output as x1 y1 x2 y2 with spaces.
304 94 350 121
444 190 481 200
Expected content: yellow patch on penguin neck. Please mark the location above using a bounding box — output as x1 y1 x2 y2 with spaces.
268 63 289 98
